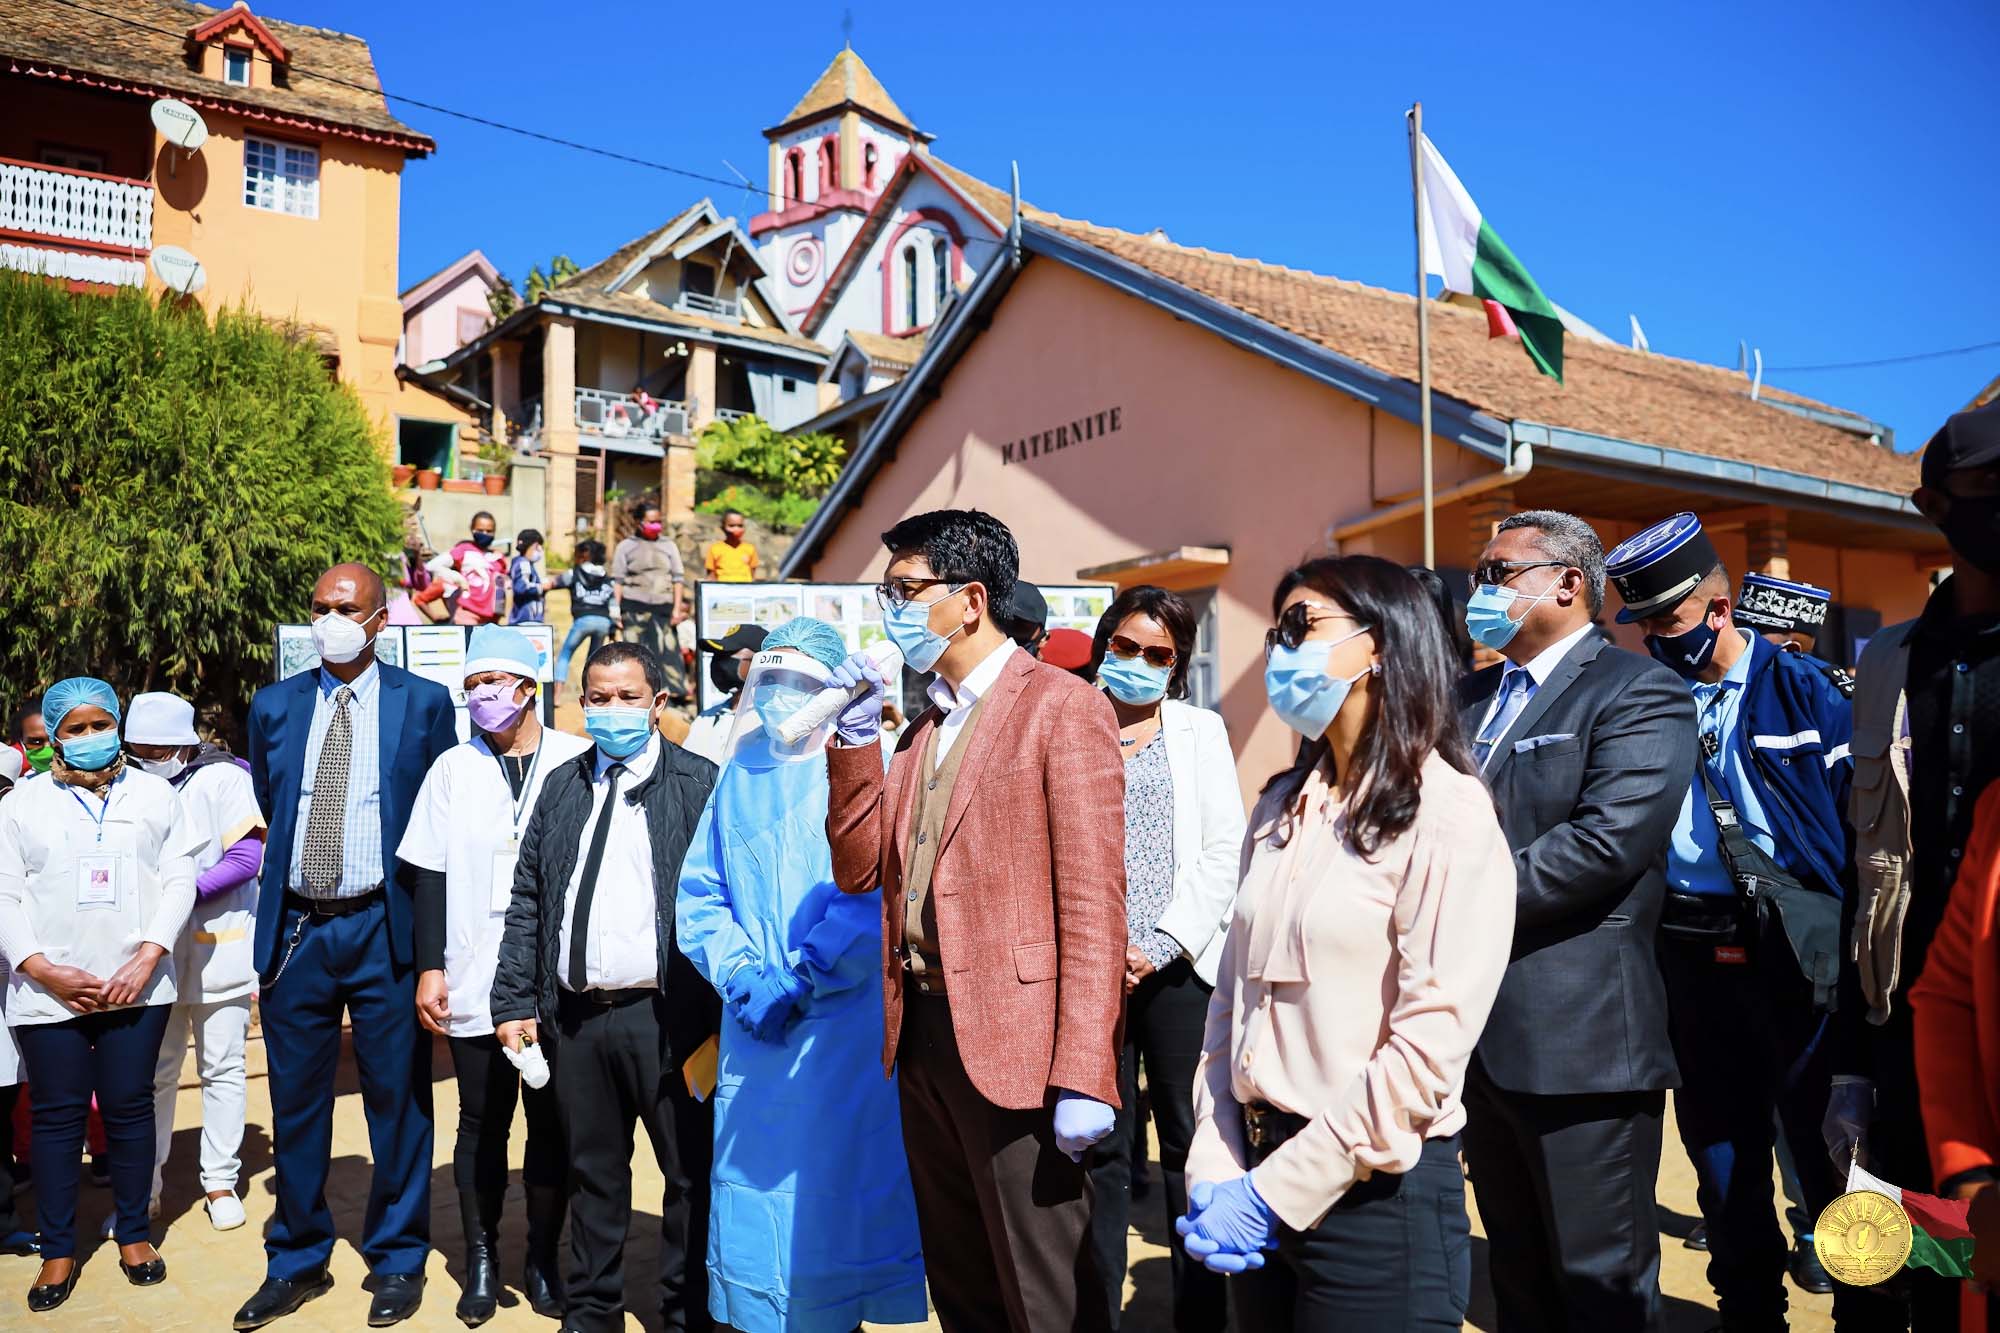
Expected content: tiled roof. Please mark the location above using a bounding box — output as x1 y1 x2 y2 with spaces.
543 288 828 359
771 48 917 135
846 329 925 368
1048 218 1916 495
0 0 432 150
560 203 710 294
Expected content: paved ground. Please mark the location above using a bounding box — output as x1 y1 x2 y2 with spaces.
3 1021 1833 1331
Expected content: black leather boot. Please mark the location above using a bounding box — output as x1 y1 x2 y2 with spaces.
454 1188 502 1327
521 1184 567 1320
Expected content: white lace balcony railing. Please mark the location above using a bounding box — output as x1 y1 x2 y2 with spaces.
0 158 153 252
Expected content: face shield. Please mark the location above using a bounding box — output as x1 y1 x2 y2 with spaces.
719 650 837 767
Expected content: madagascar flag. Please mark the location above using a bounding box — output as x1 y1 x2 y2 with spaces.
1848 1162 1976 1279
1417 134 1565 384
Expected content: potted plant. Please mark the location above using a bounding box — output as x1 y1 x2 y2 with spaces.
415 467 441 491
392 462 416 487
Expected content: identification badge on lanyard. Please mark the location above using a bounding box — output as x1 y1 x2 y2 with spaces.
77 852 121 910
491 836 520 913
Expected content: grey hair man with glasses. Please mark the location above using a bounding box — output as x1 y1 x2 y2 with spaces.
1455 509 1696 1333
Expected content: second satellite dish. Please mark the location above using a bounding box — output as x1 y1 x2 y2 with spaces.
150 99 209 153
151 245 207 295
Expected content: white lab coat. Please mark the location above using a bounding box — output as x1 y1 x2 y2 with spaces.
0 768 203 1026
1156 700 1248 985
170 759 266 1003
397 726 592 1037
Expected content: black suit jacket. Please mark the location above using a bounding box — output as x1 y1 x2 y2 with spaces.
489 740 721 1065
1459 630 1696 1096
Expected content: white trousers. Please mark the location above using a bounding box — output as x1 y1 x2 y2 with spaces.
150 995 252 1199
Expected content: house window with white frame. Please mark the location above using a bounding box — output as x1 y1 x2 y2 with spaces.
223 47 252 86
243 137 319 218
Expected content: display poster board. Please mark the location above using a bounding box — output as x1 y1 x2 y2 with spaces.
692 580 1115 714
275 622 555 743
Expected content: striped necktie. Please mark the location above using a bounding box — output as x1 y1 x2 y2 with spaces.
1475 667 1532 771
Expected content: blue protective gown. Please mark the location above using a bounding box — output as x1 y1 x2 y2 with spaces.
676 740 927 1333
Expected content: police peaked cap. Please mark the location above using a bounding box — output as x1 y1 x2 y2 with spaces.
1604 513 1723 624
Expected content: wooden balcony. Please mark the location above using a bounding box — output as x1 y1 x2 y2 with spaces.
0 157 153 288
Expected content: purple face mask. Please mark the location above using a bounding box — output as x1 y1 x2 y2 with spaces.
466 679 529 733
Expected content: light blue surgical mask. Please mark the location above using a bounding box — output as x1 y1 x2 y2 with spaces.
1264 627 1377 739
1099 654 1170 706
583 705 654 759
752 683 815 735
59 730 123 772
1464 579 1559 651
882 587 965 674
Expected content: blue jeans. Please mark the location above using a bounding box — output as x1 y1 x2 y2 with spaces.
560 614 614 683
17 1002 173 1258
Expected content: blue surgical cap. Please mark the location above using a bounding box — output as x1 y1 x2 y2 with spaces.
763 617 849 671
43 676 121 732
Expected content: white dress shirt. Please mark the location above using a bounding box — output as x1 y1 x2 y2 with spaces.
288 662 384 897
1475 621 1597 741
558 735 663 991
924 639 1017 769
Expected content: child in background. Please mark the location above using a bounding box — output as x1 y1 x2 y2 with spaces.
704 510 759 583
509 529 550 624
450 511 509 626
551 539 621 698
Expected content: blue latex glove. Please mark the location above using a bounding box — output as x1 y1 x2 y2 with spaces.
1177 1176 1278 1274
722 964 756 1011
736 966 808 1043
827 651 889 745
1823 1076 1875 1174
1052 1090 1116 1162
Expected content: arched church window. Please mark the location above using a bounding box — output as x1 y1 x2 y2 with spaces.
903 246 920 330
864 143 879 189
820 138 838 192
784 150 804 205
934 236 951 312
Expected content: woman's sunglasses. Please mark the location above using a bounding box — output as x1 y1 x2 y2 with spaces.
1264 600 1365 652
1106 634 1177 669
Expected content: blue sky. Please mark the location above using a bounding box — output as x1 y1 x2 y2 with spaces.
279 0 1996 449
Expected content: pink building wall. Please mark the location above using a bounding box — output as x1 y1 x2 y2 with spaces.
403 267 495 368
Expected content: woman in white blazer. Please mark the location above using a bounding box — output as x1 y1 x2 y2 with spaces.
1083 586 1247 1333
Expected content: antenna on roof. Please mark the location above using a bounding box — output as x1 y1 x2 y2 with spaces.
842 8 854 49
1751 348 1764 401
1737 340 1748 375
1629 315 1649 353
1010 162 1023 266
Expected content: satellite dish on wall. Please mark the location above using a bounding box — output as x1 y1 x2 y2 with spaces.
150 99 209 152
151 245 207 295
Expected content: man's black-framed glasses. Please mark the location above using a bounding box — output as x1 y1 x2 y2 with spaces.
875 577 962 611
1470 559 1566 593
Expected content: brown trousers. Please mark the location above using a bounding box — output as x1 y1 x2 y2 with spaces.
898 991 1110 1333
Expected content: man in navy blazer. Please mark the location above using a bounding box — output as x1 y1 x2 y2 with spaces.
234 564 458 1330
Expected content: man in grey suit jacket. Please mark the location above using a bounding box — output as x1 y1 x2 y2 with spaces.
1456 511 1697 1333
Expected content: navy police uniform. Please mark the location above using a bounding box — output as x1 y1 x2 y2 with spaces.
1608 516 1858 1330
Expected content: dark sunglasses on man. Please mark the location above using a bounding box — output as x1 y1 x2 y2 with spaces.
1469 559 1568 593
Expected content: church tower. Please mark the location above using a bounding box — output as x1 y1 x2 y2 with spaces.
751 48 932 321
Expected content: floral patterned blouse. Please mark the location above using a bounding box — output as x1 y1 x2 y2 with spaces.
1123 731 1181 970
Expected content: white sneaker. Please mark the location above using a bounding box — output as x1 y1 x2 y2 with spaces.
205 1193 246 1231
100 1198 160 1237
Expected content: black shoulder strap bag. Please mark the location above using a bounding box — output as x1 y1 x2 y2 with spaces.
1695 732 1841 1011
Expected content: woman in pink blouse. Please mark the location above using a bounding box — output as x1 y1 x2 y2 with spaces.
1180 555 1516 1329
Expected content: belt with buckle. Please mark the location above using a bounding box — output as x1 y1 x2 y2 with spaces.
285 888 383 918
561 985 656 1008
1242 1103 1310 1164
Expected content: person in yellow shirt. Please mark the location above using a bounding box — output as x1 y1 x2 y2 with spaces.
705 510 760 583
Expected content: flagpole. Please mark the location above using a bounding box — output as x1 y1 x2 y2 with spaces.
1409 101 1435 568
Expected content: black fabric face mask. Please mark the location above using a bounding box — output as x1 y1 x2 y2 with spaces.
1941 494 2000 577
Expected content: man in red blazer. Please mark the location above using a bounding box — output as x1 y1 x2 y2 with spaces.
825 509 1126 1333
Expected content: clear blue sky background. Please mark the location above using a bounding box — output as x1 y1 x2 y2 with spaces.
278 0 1997 450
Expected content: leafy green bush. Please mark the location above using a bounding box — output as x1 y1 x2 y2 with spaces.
696 484 820 533
695 415 845 498
0 274 402 725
